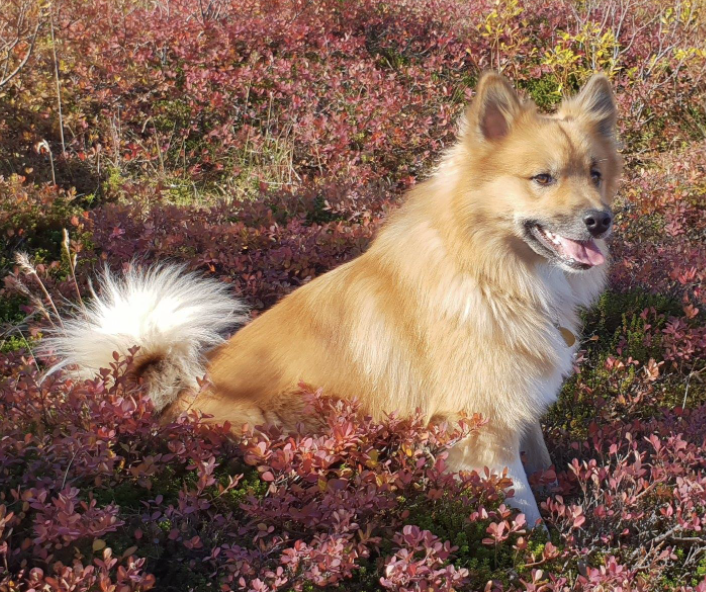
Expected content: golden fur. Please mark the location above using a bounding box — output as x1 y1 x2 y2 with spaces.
48 72 622 525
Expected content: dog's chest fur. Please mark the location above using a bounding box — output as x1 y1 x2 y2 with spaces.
346 223 608 431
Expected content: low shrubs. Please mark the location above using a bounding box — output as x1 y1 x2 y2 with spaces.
1 0 706 589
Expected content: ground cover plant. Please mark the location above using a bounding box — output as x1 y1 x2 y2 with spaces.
1 0 706 589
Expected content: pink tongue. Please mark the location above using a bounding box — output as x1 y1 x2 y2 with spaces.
556 236 605 266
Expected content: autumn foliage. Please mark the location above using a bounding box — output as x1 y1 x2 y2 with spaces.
1 0 706 590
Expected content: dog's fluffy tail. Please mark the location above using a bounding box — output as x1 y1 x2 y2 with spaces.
40 265 247 411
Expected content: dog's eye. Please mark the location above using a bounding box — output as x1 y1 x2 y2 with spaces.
532 173 554 186
591 169 602 185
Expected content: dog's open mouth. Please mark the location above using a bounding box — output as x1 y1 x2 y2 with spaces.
525 223 605 269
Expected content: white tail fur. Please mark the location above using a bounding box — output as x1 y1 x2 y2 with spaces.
40 265 248 411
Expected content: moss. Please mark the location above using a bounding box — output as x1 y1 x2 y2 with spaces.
0 294 38 351
451 72 479 105
661 375 706 410
0 294 26 327
518 73 566 110
153 98 193 135
695 553 706 581
217 467 268 509
150 553 218 592
0 334 34 353
0 186 93 276
405 492 515 586
656 546 706 589
593 289 675 342
546 289 686 439
366 38 412 71
305 194 339 224
102 165 128 198
90 481 147 511
163 179 199 206
545 373 599 441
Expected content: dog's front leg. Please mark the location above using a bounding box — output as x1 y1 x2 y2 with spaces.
521 419 553 477
446 425 543 527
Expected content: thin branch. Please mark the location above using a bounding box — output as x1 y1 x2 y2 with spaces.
0 20 41 89
49 14 66 155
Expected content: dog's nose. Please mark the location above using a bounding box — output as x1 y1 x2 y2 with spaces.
583 209 612 236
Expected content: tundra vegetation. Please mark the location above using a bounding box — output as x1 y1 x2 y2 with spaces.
1 0 706 590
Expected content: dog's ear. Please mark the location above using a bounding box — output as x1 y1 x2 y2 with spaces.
464 72 523 143
559 74 617 138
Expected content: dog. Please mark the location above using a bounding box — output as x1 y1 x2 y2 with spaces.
43 72 622 526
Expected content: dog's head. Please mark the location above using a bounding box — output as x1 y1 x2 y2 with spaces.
457 72 622 273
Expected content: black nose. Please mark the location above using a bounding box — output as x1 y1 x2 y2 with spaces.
583 209 613 237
